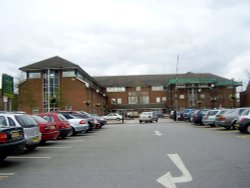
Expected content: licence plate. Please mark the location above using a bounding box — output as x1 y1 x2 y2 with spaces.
11 131 22 139
50 125 56 130
32 136 41 142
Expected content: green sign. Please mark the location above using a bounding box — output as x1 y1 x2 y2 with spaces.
2 74 14 98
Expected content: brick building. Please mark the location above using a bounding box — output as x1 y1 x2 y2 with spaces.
18 56 242 114
18 56 107 114
240 81 250 107
95 72 241 113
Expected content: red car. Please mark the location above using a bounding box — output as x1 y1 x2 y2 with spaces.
31 115 60 143
37 112 72 139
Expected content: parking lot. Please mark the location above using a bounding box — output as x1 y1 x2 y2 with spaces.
1 118 250 188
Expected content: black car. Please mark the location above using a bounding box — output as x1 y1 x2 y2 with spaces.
0 125 25 161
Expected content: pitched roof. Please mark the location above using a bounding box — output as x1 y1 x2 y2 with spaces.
94 72 242 87
19 56 103 88
19 56 80 71
93 74 176 87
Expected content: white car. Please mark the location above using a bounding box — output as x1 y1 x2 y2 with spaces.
102 113 123 121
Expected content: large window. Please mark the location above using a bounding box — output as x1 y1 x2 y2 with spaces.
28 72 41 79
107 87 126 92
152 86 164 91
63 70 76 77
43 69 60 112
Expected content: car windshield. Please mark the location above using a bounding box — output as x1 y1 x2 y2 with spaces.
241 109 250 116
31 115 49 123
15 114 38 128
208 110 219 116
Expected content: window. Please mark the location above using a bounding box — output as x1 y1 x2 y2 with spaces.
140 96 149 104
117 98 122 104
29 72 41 79
200 94 205 99
136 86 141 91
111 98 116 104
107 87 126 92
162 97 167 102
65 106 72 111
0 116 7 126
152 86 164 91
156 97 161 103
32 107 39 114
8 117 16 126
128 97 138 104
63 71 76 77
179 95 185 99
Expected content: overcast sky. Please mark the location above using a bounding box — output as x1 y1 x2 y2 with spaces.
0 0 250 90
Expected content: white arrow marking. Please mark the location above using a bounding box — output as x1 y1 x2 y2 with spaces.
157 154 192 188
154 131 163 136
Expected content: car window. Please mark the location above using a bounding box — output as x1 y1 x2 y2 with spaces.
8 117 16 126
31 115 49 123
208 111 219 116
239 109 247 115
241 109 250 116
15 115 38 128
58 114 68 121
0 116 7 127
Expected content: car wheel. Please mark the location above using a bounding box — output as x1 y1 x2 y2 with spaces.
246 125 250 134
139 121 142 123
26 145 38 151
0 155 7 161
239 127 246 133
116 118 121 121
40 140 47 144
72 128 76 136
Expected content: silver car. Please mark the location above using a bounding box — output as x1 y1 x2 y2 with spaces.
0 112 41 151
215 108 248 129
202 109 228 127
139 111 158 123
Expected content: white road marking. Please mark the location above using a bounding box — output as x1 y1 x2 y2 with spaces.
8 156 51 159
157 154 192 188
0 173 15 180
154 131 163 136
54 139 85 143
238 135 250 139
38 146 72 149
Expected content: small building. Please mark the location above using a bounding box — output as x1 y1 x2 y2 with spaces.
18 56 107 114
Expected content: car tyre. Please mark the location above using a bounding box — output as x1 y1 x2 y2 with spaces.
116 118 121 121
0 155 7 161
26 145 38 151
246 125 250 134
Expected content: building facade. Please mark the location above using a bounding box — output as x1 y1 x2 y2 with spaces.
95 72 241 113
18 56 107 114
18 56 242 114
240 81 250 107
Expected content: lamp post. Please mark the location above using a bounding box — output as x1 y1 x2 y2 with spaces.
210 84 217 109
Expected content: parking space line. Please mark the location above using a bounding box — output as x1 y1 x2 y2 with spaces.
238 135 250 139
0 173 15 180
216 130 238 134
8 156 51 159
55 139 85 143
38 146 72 149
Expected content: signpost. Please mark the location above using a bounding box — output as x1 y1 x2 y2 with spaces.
1 74 14 111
